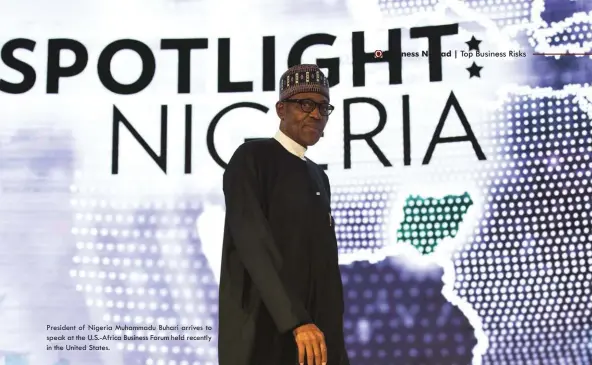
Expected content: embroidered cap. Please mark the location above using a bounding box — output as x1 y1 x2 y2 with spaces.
279 64 330 101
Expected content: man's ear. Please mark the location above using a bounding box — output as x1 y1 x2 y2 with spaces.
275 101 285 119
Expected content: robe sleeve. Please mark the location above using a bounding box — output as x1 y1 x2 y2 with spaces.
222 144 312 333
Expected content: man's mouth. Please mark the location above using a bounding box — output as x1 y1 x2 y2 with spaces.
304 125 321 134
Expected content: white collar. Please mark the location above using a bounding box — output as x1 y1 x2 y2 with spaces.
274 130 307 160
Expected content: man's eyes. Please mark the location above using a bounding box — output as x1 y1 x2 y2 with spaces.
303 101 327 107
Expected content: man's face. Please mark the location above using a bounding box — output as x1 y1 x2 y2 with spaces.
276 92 331 147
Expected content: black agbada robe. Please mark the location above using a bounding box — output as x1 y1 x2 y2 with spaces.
218 138 349 365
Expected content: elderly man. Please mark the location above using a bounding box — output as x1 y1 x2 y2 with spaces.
218 64 348 365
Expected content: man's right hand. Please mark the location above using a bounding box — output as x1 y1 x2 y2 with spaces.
293 323 327 365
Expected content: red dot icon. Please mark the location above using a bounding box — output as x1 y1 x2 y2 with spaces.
374 50 384 59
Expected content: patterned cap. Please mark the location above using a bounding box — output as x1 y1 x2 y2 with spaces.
279 64 330 101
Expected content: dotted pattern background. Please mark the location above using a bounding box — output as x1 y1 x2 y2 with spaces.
1 1 591 365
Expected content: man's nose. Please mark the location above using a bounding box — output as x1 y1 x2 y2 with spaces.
309 106 321 119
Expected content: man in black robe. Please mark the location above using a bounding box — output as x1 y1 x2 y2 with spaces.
218 64 349 365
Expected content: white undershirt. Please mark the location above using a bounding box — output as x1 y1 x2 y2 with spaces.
274 130 307 160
